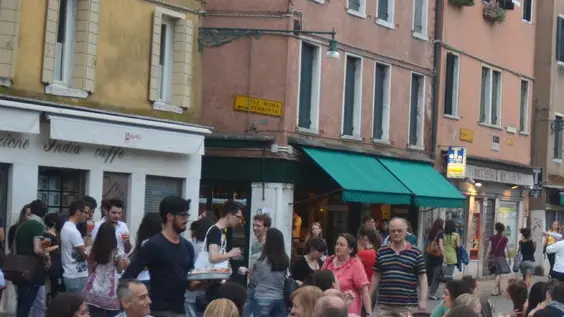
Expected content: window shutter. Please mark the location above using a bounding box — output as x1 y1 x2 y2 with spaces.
298 43 315 129
349 0 361 11
491 71 500 125
343 57 357 136
523 0 532 21
42 0 62 84
378 0 389 20
414 0 423 33
479 68 488 122
444 54 455 115
144 176 183 214
373 65 386 139
149 10 163 102
409 75 420 146
519 81 527 131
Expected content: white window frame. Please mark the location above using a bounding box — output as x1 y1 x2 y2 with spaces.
376 0 395 29
443 51 460 118
408 72 425 149
157 17 175 103
479 65 503 127
341 53 363 139
521 0 533 23
554 113 564 162
519 78 530 134
412 0 429 40
371 62 392 142
53 0 77 86
347 0 367 19
296 40 322 134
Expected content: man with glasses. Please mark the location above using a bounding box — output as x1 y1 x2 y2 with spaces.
369 217 428 317
207 200 243 264
60 200 90 293
122 195 195 317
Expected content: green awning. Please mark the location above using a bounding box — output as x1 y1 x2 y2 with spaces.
377 157 466 208
302 147 412 204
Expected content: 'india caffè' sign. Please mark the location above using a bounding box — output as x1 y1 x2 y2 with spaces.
0 134 125 164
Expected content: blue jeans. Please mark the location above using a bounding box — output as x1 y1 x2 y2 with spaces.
64 276 88 293
17 282 40 317
243 297 256 317
88 305 120 317
252 299 286 317
185 302 202 317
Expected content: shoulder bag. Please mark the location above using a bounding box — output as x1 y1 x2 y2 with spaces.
3 226 39 285
425 232 443 257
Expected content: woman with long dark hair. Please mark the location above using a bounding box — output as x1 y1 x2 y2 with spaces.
133 212 162 286
443 220 461 281
356 224 380 281
426 218 445 300
8 204 30 250
290 237 327 284
83 222 129 317
486 222 510 295
249 228 290 317
44 212 63 301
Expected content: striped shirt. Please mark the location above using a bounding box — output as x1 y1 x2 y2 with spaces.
373 244 426 306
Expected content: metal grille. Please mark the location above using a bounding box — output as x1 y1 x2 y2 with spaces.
144 176 183 214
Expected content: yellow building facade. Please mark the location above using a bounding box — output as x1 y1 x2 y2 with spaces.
0 0 203 121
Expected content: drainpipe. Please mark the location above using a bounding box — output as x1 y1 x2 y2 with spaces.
430 0 444 160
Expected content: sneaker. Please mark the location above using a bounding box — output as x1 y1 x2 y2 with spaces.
429 295 439 300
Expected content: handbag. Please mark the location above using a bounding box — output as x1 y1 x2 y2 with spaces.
425 233 443 257
283 269 298 308
3 226 38 285
513 251 523 273
193 226 231 271
488 236 508 274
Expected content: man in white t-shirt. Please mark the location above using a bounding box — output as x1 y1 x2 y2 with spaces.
61 199 90 293
92 198 131 254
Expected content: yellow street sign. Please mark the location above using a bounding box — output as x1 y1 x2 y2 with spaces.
234 95 283 117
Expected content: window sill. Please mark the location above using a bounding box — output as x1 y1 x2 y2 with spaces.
312 0 325 4
372 138 390 145
412 32 428 41
153 101 185 114
443 114 460 120
408 145 425 151
296 127 319 135
553 158 563 164
347 9 367 19
45 84 88 99
478 122 504 130
340 135 363 141
557 61 564 68
519 131 529 136
0 77 12 87
376 19 395 29
521 19 532 24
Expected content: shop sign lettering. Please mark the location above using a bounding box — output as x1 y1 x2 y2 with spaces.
0 135 125 164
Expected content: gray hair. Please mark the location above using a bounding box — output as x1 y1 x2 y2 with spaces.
390 217 408 228
117 279 144 301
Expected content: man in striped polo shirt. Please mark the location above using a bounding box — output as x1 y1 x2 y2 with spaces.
369 217 428 317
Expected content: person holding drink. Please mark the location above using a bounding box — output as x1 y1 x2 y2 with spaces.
44 213 64 300
91 199 131 255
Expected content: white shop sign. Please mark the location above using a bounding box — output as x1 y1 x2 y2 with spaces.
466 165 533 186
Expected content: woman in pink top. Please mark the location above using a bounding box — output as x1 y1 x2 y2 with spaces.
321 233 372 316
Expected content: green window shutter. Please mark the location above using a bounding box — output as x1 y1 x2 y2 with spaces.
298 43 315 129
343 57 357 136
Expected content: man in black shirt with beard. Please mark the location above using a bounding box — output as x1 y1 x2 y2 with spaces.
122 196 196 317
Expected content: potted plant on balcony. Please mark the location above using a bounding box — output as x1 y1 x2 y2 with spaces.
483 0 505 23
449 0 475 6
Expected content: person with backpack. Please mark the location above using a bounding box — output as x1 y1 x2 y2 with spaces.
426 218 445 300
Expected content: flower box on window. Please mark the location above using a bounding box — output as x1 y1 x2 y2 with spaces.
483 1 505 23
448 0 475 6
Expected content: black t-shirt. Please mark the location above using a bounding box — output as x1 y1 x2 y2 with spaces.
205 225 226 251
426 231 444 266
121 233 195 314
291 255 322 282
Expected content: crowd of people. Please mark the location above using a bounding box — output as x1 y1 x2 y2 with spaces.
6 195 564 317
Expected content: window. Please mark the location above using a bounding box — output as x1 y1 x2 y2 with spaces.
347 0 366 17
158 17 174 102
42 0 99 98
479 67 502 126
149 8 194 113
444 52 460 116
37 167 85 214
555 115 563 160
144 176 183 214
519 79 529 133
102 172 130 221
297 42 321 132
376 0 394 26
522 0 532 22
557 16 564 63
0 0 22 87
409 73 425 147
373 63 391 141
342 55 362 138
413 0 428 38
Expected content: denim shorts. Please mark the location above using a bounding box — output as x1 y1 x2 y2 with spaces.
63 276 88 293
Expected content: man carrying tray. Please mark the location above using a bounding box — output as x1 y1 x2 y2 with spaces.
122 196 203 317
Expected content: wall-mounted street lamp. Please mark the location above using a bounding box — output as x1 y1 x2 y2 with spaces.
198 27 340 59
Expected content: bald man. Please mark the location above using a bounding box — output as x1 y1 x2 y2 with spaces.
314 295 348 317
